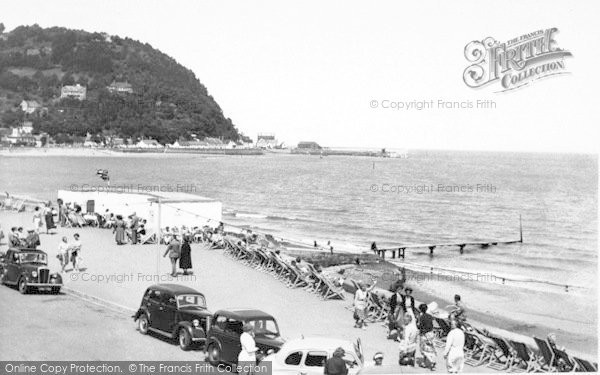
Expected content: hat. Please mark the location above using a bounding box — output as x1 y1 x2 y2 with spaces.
333 347 345 357
373 352 384 360
27 228 35 232
242 323 254 332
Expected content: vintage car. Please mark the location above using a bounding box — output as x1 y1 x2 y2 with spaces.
261 337 364 375
206 308 285 366
133 284 212 350
0 248 63 294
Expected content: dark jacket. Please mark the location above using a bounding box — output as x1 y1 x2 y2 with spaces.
324 357 348 375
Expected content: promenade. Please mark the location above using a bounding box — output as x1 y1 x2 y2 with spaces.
0 210 502 373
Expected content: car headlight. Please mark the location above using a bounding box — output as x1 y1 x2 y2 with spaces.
31 271 38 278
192 319 200 327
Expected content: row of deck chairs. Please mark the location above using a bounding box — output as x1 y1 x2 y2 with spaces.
347 279 391 323
432 317 598 372
222 237 346 301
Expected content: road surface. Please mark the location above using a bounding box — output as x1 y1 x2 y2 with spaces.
0 285 207 361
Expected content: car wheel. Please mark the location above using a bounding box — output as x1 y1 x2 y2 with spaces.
179 328 192 351
18 278 29 294
207 343 221 366
138 315 149 335
51 287 61 294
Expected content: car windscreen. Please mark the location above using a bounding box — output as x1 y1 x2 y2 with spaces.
19 252 47 264
248 318 280 338
176 294 206 309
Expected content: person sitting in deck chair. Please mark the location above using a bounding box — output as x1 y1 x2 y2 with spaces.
447 294 467 328
398 313 418 366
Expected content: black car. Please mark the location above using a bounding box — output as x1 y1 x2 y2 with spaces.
0 248 62 294
133 284 212 350
206 309 285 366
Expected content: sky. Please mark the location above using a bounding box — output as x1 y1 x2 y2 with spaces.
1 0 600 153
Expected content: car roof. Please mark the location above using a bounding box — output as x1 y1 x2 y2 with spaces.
278 337 358 353
214 308 275 320
8 248 47 254
148 284 204 295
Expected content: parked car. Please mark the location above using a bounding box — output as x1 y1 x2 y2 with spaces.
133 284 212 350
206 309 285 366
0 248 62 294
261 337 364 375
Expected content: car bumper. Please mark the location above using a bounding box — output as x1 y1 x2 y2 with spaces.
27 283 63 287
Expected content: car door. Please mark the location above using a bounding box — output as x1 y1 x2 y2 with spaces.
4 251 20 284
276 350 305 375
301 351 328 375
162 295 178 334
146 290 163 329
154 292 175 333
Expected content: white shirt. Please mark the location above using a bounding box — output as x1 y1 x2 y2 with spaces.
444 328 465 358
354 289 369 309
238 332 258 362
58 242 69 255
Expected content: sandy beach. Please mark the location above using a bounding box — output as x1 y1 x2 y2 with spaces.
1 209 597 371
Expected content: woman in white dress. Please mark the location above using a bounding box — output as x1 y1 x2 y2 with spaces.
238 323 258 375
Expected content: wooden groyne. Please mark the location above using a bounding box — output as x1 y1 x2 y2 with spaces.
373 215 524 259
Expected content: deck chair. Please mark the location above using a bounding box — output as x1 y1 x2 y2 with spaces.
284 263 310 289
509 340 542 372
552 348 575 372
433 318 452 348
367 293 388 320
486 335 515 371
533 337 557 372
464 331 496 367
573 357 597 373
140 231 157 244
314 272 346 300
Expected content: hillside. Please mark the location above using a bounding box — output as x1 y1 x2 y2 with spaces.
0 23 240 144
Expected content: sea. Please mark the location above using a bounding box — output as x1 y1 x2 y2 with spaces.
0 150 597 350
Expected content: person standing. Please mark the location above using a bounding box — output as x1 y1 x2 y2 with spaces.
353 280 377 329
324 347 348 375
69 233 82 272
398 313 418 366
179 236 192 275
32 207 43 233
58 236 69 272
163 235 181 277
130 212 139 244
8 227 21 248
59 200 68 227
238 323 258 375
418 303 437 370
113 215 126 245
444 319 465 373
44 202 56 234
25 229 40 249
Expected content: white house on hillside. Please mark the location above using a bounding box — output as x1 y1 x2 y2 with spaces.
20 100 41 114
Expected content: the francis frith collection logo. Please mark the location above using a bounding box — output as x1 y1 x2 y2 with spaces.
463 28 572 92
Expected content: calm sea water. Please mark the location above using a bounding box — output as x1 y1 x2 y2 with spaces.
1 150 597 305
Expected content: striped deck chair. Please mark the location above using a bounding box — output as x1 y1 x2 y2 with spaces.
305 264 327 295
533 337 557 372
552 347 576 372
252 248 271 272
312 272 346 300
573 357 598 373
464 331 496 367
140 231 157 244
367 293 388 320
486 335 516 371
269 253 293 281
284 263 310 289
508 340 542 372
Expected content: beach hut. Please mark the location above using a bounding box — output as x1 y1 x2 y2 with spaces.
57 189 222 231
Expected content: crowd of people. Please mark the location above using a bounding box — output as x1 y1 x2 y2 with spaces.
349 273 473 372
